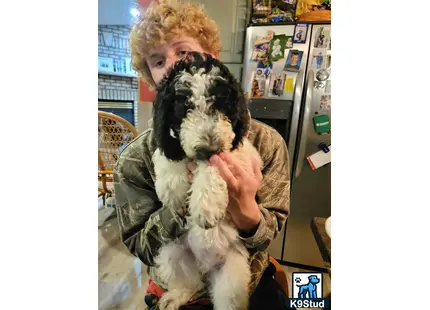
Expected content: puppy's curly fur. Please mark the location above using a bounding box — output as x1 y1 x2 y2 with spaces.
151 52 262 310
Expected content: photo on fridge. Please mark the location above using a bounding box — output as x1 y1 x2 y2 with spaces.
269 35 291 61
311 52 325 69
293 23 309 44
256 58 273 78
249 69 267 99
314 26 331 49
284 49 304 72
320 95 331 110
268 73 286 97
251 37 271 61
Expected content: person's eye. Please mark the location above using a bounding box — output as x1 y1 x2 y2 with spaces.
177 50 188 57
155 60 165 68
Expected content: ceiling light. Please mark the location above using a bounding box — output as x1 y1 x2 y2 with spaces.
130 8 140 17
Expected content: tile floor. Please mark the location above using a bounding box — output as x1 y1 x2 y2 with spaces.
99 212 331 309
99 216 149 309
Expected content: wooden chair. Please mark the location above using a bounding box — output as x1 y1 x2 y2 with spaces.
269 256 289 297
98 111 138 204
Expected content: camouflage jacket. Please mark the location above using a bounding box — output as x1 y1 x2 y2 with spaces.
114 118 290 298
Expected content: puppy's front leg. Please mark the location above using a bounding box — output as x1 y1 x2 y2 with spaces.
155 240 204 310
153 149 190 211
188 161 228 229
210 249 251 310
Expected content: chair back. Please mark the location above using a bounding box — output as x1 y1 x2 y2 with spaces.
98 111 138 174
269 256 289 297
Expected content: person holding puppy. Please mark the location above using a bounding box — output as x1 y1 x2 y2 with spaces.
114 1 290 309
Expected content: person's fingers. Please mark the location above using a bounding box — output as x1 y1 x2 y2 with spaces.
251 157 263 184
187 161 197 172
187 172 193 183
209 155 238 190
218 153 247 178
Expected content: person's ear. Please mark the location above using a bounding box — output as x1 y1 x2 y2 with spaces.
211 52 219 59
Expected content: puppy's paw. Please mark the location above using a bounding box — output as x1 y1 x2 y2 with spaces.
158 289 195 310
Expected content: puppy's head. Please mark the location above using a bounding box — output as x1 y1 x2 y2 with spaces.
152 52 250 161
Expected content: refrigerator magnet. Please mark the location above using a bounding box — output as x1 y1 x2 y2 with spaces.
316 68 330 81
307 145 331 170
284 76 295 93
293 23 309 44
314 81 325 90
313 114 331 135
318 142 330 153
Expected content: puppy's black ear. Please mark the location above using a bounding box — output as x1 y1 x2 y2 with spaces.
209 59 250 151
218 60 250 149
153 82 186 161
231 93 250 150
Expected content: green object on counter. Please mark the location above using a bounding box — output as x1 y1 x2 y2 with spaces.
313 114 331 135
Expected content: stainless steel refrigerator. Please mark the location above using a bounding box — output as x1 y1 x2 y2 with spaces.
242 23 331 269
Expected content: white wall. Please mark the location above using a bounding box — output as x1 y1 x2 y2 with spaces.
137 102 153 133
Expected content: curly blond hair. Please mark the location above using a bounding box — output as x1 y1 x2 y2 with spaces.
129 0 221 88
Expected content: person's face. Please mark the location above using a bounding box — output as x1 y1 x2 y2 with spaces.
147 35 216 85
291 54 299 65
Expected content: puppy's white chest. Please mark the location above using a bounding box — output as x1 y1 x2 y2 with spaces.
186 220 239 271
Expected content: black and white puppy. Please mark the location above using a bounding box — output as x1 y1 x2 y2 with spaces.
151 52 262 310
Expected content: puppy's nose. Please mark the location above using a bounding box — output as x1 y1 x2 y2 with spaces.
195 148 218 161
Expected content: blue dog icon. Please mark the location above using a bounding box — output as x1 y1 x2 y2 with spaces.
297 275 320 298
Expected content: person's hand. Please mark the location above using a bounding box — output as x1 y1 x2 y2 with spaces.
209 153 262 235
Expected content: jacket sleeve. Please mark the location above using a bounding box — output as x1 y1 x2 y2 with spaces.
239 127 291 252
113 132 186 266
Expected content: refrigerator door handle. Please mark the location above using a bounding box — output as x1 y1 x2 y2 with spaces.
295 69 314 179
287 69 305 174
